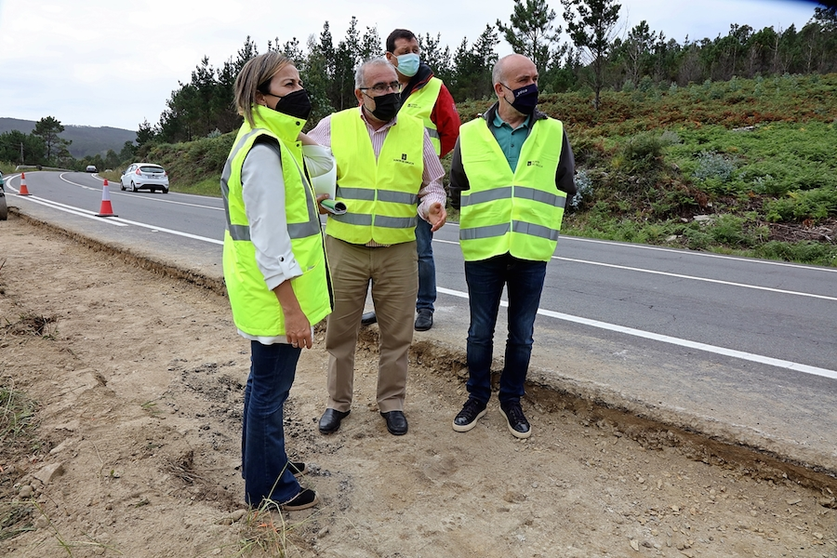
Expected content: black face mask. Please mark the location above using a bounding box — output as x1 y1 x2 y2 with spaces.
502 83 539 115
272 89 312 120
368 92 401 122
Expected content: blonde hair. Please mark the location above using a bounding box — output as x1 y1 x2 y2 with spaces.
233 52 294 127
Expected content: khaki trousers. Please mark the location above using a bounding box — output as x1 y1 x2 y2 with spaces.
324 236 418 413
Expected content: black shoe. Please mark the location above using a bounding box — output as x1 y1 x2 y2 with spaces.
289 462 307 477
361 311 377 326
414 309 433 331
280 488 319 511
380 410 408 435
319 408 350 434
452 398 487 432
500 402 531 439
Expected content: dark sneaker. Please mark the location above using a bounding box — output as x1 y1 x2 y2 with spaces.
452 398 487 432
500 402 531 439
280 488 319 511
414 309 433 331
288 462 307 477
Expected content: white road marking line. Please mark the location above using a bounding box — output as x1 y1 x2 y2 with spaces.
8 195 129 226
552 256 837 302
436 286 837 381
433 237 836 301
109 217 223 245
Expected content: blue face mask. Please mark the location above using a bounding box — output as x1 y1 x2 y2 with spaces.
394 53 420 77
502 83 539 115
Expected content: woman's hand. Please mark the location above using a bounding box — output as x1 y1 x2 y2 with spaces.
273 281 313 349
283 306 313 349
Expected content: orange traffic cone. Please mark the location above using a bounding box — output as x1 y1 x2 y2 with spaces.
96 179 118 217
18 172 31 196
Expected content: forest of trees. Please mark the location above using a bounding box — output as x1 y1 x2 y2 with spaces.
136 0 835 147
2 0 835 166
0 115 135 170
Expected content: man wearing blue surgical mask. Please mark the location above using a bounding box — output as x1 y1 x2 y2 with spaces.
356 28 461 333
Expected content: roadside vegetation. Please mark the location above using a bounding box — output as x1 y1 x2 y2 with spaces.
93 72 837 268
0 382 39 542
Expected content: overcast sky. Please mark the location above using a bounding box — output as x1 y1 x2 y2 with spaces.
0 0 824 132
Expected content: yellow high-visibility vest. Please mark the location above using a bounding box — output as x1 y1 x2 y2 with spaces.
401 77 444 156
326 109 425 245
221 105 330 336
458 117 567 262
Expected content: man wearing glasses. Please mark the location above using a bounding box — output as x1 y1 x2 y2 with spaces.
309 57 447 437
361 28 461 332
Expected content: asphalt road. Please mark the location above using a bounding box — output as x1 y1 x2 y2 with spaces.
5 170 837 476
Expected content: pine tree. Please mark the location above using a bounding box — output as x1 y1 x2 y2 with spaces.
561 0 622 110
32 116 71 163
496 0 562 73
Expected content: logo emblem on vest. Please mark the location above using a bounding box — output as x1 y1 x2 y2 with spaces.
526 160 543 168
394 153 415 166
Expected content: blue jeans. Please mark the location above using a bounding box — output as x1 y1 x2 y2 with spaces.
415 217 436 312
464 254 547 405
242 341 301 507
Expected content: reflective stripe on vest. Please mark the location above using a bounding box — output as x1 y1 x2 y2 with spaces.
458 117 567 262
326 109 425 245
221 106 330 336
222 137 320 242
400 77 443 156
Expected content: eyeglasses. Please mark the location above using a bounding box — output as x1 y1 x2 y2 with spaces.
360 81 402 94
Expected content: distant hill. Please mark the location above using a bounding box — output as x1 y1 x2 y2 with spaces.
0 118 137 159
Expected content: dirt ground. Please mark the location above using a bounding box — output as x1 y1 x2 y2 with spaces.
1 212 836 558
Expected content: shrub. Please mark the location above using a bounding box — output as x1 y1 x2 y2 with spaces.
569 169 593 210
750 174 789 196
757 241 837 266
683 226 713 250
618 131 679 174
649 185 700 217
707 214 751 246
763 188 837 223
693 151 735 182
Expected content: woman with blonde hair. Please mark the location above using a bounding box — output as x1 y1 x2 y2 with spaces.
221 51 332 511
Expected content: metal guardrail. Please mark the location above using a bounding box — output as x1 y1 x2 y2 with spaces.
15 165 73 172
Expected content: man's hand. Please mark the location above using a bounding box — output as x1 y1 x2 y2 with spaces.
316 194 331 215
427 201 447 232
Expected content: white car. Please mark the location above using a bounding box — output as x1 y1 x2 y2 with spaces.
85 165 97 173
121 163 169 194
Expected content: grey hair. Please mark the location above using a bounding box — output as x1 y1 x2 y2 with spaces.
354 57 393 89
492 55 508 86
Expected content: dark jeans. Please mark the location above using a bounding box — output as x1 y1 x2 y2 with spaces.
415 217 436 312
464 253 547 405
242 341 301 507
